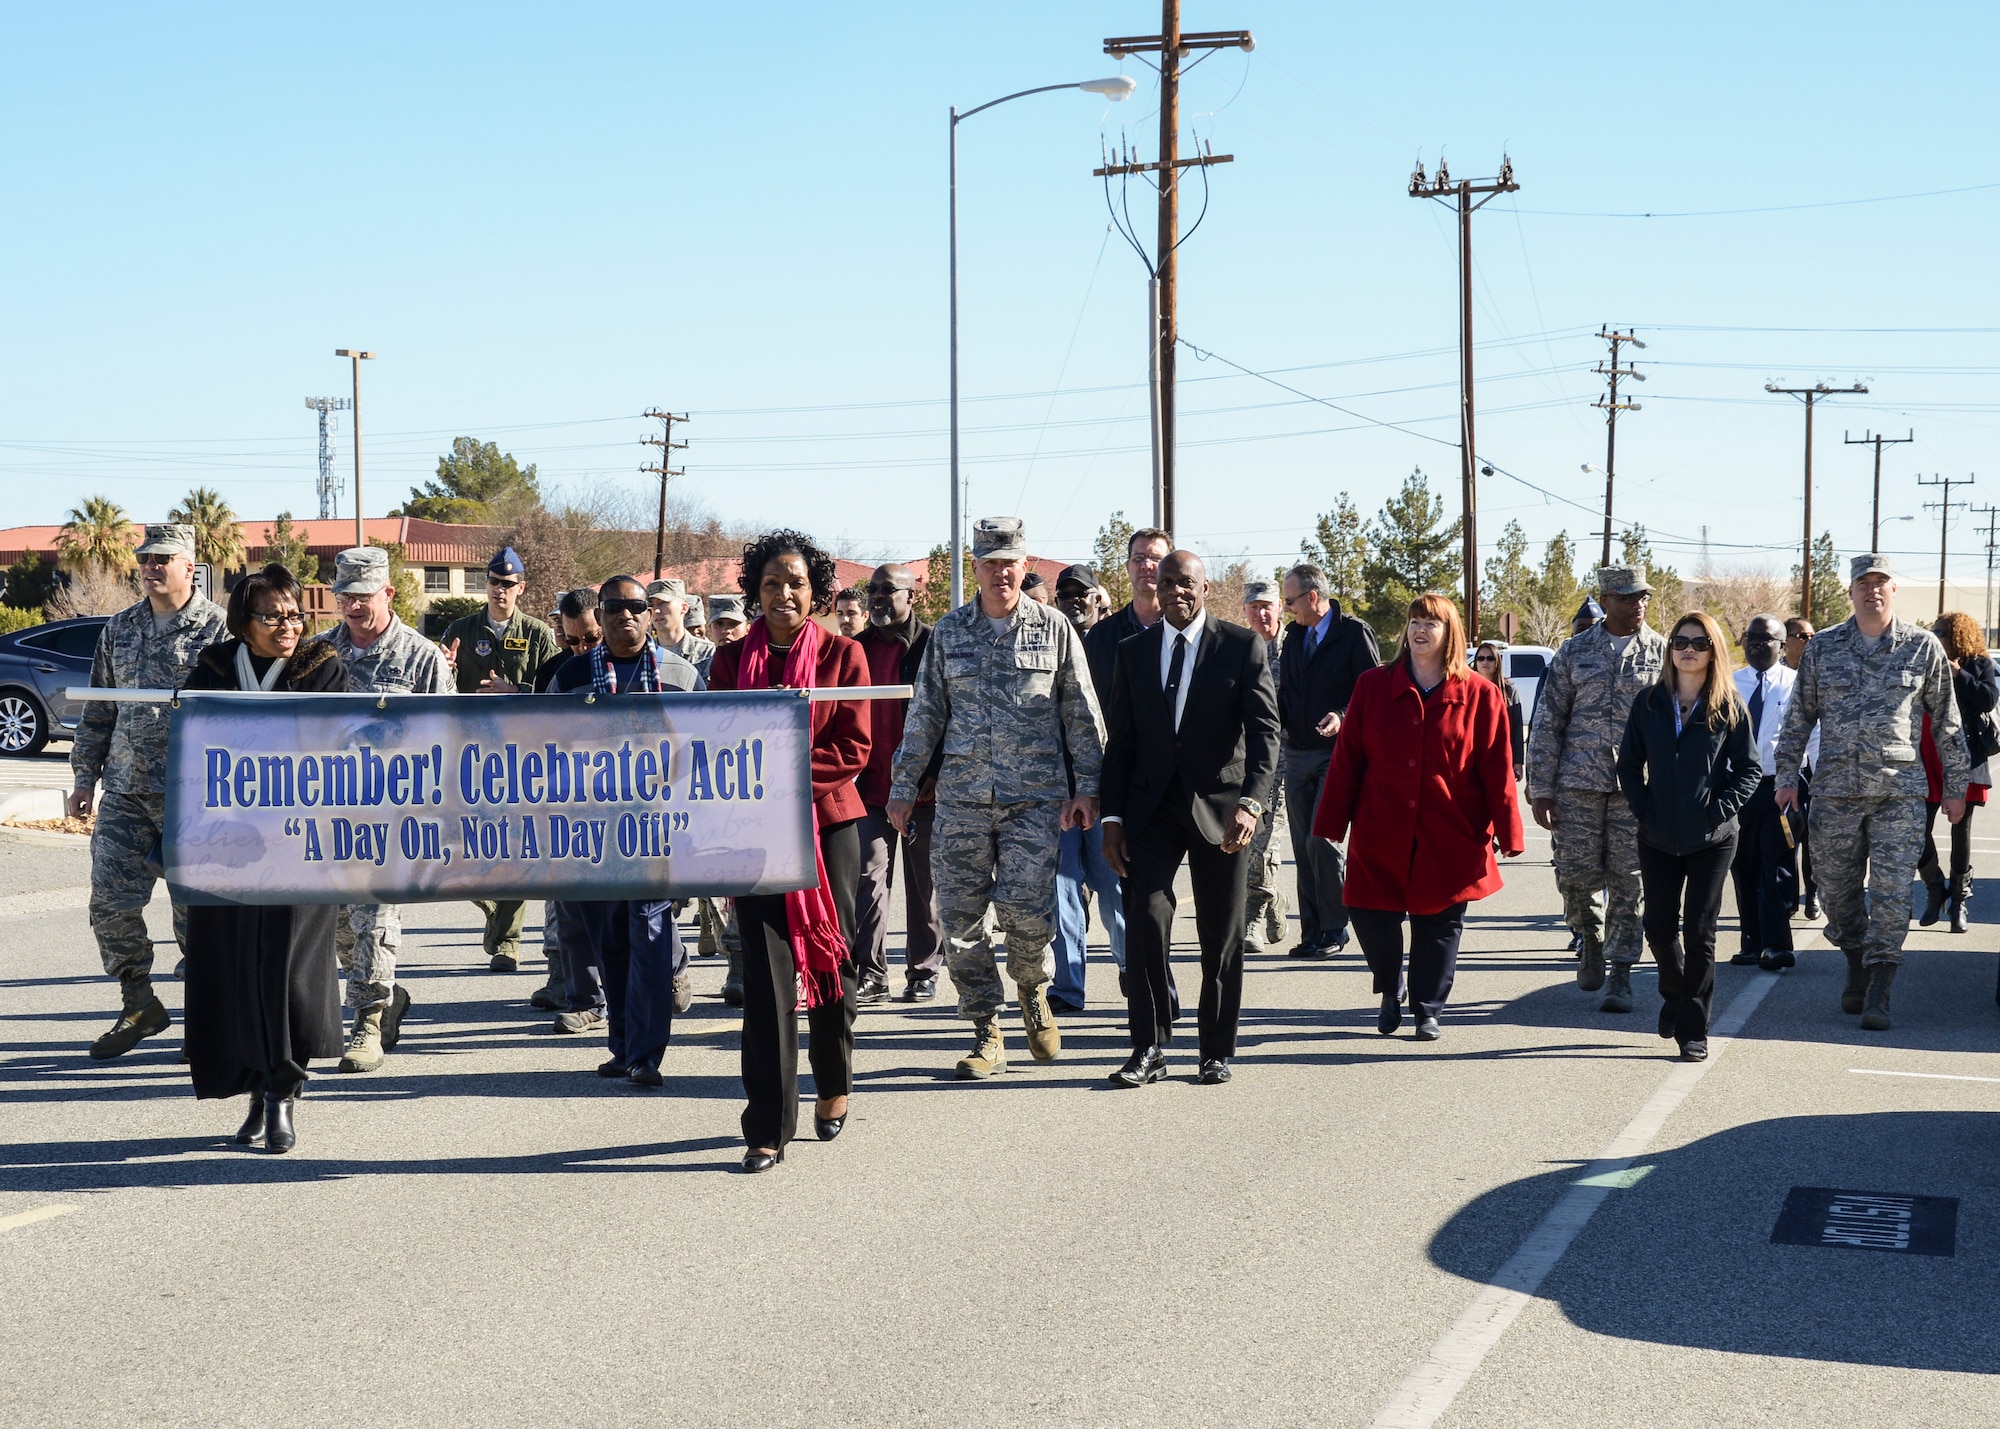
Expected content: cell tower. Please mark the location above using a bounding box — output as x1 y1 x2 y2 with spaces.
304 396 351 520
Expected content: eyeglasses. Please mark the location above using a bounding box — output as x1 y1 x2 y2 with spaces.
1670 635 1713 652
250 612 307 629
137 554 175 567
336 592 382 607
602 598 649 616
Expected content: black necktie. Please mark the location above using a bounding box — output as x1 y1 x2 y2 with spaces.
1165 632 1187 729
1301 624 1318 663
1749 672 1765 741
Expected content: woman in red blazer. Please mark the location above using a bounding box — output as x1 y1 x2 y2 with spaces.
1313 593 1523 1041
708 530 870 1172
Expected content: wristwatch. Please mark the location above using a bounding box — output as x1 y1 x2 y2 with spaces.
1238 797 1265 818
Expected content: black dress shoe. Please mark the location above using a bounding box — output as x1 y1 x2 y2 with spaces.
628 1064 664 1089
596 1056 628 1078
1727 949 1762 966
1412 1017 1441 1041
904 976 937 1002
264 1092 296 1154
1197 1058 1231 1085
1118 970 1128 996
1109 1045 1168 1087
233 1097 266 1146
1378 990 1402 1036
379 984 412 1050
1046 994 1085 1015
1679 1039 1709 1062
1326 928 1350 955
741 1148 785 1173
1759 949 1796 970
853 976 890 1005
814 1110 847 1141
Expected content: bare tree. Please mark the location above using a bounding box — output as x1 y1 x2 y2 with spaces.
1205 557 1252 615
1519 589 1576 648
1688 565 1789 648
47 566 138 619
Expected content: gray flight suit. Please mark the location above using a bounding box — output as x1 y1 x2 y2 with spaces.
890 597 1104 1019
71 595 229 993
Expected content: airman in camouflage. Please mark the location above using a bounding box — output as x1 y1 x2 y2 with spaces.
1776 554 1966 1029
888 517 1104 1077
1527 566 1668 1009
646 578 717 685
1240 579 1288 946
312 546 450 1070
70 524 229 1058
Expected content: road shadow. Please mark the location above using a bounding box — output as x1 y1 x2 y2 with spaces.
1429 1110 2000 1374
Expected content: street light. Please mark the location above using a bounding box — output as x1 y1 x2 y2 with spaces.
335 349 377 548
948 75 1135 607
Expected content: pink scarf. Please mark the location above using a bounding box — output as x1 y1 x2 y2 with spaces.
737 616 849 1009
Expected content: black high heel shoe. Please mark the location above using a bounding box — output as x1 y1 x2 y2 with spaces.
265 1091 297 1154
233 1096 266 1145
814 1106 847 1141
741 1147 785 1173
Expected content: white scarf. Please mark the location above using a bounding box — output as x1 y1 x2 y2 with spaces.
234 643 288 692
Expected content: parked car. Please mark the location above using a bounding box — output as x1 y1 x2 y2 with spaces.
1466 641 1557 728
0 616 109 756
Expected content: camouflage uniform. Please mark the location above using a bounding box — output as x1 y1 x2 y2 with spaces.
72 594 229 994
659 631 717 687
890 593 1104 1019
314 614 450 1008
1242 636 1288 943
1527 619 1668 963
1776 613 1965 968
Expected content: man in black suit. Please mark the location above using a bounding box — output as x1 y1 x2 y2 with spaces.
1277 562 1381 958
1100 551 1280 1087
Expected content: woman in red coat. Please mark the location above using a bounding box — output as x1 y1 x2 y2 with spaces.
708 529 870 1173
1313 593 1523 1041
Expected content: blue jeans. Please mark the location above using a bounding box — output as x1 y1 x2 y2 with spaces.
1052 823 1126 1006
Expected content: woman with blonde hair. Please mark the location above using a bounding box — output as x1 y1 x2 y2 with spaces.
1616 611 1763 1059
1313 593 1522 1041
1917 611 1999 932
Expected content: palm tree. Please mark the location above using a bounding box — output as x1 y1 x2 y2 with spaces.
169 486 246 571
58 496 136 574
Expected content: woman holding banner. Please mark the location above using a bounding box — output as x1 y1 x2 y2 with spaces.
708 530 870 1173
180 563 347 1153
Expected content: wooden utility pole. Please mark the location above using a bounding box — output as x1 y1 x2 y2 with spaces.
1919 472 1975 618
1407 156 1518 638
640 409 687 581
1765 382 1866 621
1101 10 1253 536
1593 328 1645 569
1844 428 1914 554
1973 503 2000 642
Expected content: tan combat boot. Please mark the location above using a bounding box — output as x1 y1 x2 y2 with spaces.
1020 984 1062 1062
339 1005 385 1073
89 979 170 1060
955 1015 1008 1080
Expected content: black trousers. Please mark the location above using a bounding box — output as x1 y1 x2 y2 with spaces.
1730 778 1797 953
1639 835 1735 1044
738 818 860 1150
1350 903 1467 1024
855 802 944 985
1120 788 1249 1061
1918 799 1976 892
574 898 682 1073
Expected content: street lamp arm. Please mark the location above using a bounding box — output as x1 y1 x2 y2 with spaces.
957 80 1123 123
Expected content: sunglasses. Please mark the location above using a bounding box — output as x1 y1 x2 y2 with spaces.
138 554 176 567
487 578 522 590
1474 653 1498 663
1791 631 1815 642
1670 635 1713 652
864 583 910 596
602 598 649 616
1742 635 1778 646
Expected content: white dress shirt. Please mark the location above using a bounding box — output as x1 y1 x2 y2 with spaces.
1159 614 1207 732
1734 660 1802 776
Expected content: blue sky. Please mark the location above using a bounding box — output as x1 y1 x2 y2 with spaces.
5 2 1998 587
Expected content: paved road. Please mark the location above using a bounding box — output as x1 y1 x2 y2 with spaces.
2 817 1995 1427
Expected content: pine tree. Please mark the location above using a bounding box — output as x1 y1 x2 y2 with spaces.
1300 495 1367 610
1791 530 1851 625
1092 512 1136 609
1480 519 1535 639
261 512 319 586
1360 468 1461 638
1619 523 1685 627
403 438 541 524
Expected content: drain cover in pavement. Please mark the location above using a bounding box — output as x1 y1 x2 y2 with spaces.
1770 1187 1958 1257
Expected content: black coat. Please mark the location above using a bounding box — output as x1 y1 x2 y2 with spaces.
181 639 348 1098
1084 601 1151 709
1099 613 1280 844
1616 684 1763 856
1277 602 1381 753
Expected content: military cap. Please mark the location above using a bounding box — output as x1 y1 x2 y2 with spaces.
1056 563 1102 591
487 546 526 581
1242 577 1280 605
706 594 747 625
972 516 1028 562
1021 571 1046 590
331 546 390 595
1850 553 1894 582
645 577 686 604
1575 595 1605 623
1595 565 1654 596
134 524 196 559
684 595 706 624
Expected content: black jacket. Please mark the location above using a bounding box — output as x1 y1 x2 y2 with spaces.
1616 685 1763 856
1084 601 1153 708
1277 601 1382 752
1099 613 1280 845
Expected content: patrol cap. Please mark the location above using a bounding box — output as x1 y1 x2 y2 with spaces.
1595 565 1654 596
972 516 1028 562
487 546 526 582
706 593 747 625
645 578 686 605
1850 552 1894 582
684 595 706 625
134 524 196 559
331 546 390 595
1056 563 1102 592
1242 578 1279 605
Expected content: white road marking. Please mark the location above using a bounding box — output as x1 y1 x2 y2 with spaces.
0 1204 78 1235
1850 1068 2000 1084
0 886 91 920
1367 970 1783 1429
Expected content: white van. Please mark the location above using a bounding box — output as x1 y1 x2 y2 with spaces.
1467 642 1557 726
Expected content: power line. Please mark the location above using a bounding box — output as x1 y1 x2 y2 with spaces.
1510 178 2000 219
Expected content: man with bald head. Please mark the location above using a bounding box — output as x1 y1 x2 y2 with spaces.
853 561 946 1001
1100 550 1279 1087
